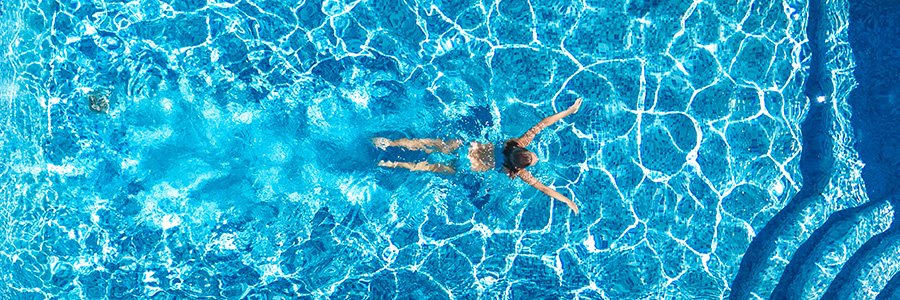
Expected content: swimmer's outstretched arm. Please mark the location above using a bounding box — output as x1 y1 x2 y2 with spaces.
517 169 580 215
513 98 582 147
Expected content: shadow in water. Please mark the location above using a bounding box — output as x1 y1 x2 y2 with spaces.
732 0 900 298
728 0 834 298
846 1 900 206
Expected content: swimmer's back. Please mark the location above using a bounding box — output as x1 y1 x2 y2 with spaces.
468 141 495 172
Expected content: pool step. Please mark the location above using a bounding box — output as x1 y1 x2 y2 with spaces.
771 199 893 299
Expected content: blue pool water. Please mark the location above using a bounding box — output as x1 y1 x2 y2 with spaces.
1 0 898 299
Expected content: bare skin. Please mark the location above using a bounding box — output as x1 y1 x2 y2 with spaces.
503 98 582 215
372 98 583 215
377 160 457 175
468 141 495 172
372 138 462 154
373 138 463 174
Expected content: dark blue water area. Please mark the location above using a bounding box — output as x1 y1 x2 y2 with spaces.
841 1 900 298
847 0 900 205
731 0 900 299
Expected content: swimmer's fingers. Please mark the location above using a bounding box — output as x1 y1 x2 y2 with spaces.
567 98 582 114
543 187 579 215
553 193 580 215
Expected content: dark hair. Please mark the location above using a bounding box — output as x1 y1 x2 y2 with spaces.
509 148 534 168
502 141 535 177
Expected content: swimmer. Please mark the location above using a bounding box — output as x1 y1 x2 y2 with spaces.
373 98 582 215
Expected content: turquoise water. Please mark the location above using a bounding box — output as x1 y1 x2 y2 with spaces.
1 0 894 299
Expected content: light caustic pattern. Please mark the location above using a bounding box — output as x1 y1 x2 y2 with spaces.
0 0 813 298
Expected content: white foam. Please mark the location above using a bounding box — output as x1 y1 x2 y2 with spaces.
120 158 139 170
128 126 173 147
160 98 174 112
772 180 784 196
209 233 238 251
202 102 222 120
47 163 76 176
160 214 182 230
343 88 369 108
237 111 253 123
346 178 375 204
263 141 292 164
307 103 328 130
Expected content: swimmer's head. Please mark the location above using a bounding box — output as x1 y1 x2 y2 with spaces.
510 148 538 168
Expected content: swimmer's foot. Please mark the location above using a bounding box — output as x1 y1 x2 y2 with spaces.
377 160 392 167
372 137 391 150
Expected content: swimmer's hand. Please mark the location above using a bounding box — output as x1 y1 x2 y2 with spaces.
566 98 582 114
517 169 580 215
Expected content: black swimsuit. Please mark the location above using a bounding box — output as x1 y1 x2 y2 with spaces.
502 140 524 172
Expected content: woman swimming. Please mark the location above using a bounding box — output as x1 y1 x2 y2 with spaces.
372 98 582 215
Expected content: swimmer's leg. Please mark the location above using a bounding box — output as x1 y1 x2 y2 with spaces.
372 138 462 154
377 160 457 175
